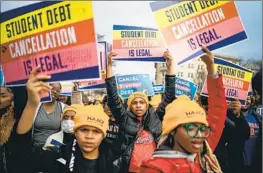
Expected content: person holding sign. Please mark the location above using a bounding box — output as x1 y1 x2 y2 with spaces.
105 51 176 173
17 78 67 151
140 47 227 173
16 68 117 173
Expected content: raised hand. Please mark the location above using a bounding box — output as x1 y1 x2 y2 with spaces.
107 52 117 78
107 52 117 67
26 66 51 106
163 50 175 75
200 46 216 75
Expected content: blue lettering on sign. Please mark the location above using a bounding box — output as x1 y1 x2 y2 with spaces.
175 77 197 100
118 76 139 83
176 78 190 87
116 74 154 99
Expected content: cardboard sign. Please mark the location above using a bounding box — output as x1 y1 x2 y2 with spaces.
112 25 166 62
175 77 198 100
150 1 247 65
1 1 100 86
115 74 154 99
201 58 253 106
153 84 165 94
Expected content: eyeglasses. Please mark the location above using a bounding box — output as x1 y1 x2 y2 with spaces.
181 123 211 138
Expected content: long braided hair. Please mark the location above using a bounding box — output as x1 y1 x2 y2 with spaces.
0 87 15 145
199 140 222 173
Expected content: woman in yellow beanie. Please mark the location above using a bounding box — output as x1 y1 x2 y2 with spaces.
106 51 176 173
141 46 228 173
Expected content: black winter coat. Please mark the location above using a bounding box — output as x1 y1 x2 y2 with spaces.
105 75 176 172
226 109 250 173
214 116 236 173
29 139 116 173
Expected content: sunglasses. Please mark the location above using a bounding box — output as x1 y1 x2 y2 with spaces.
180 123 211 138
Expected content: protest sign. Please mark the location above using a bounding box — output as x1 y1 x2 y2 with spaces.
175 77 198 100
40 90 52 103
116 74 154 99
112 25 166 62
78 80 106 91
201 58 253 106
153 84 164 94
60 82 74 96
98 41 107 79
150 1 247 65
1 1 100 86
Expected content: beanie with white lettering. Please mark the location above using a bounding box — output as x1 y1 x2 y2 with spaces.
73 105 109 137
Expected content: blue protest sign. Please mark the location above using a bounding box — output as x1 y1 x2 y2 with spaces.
116 74 154 99
153 84 164 94
175 77 197 100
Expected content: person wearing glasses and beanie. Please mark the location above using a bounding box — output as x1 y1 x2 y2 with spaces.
140 46 227 173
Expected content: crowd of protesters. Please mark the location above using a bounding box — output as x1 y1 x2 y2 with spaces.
0 47 262 173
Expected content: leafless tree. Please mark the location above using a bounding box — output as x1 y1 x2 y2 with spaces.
240 58 262 72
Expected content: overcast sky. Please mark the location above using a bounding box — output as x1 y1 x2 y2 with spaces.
1 1 262 80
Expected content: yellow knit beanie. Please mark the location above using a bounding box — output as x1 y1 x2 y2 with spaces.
73 105 109 137
162 95 208 136
127 91 149 110
61 104 84 120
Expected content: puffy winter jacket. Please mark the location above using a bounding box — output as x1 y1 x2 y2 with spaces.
141 75 227 173
105 75 176 172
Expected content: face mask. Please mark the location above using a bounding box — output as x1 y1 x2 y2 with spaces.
61 120 74 134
